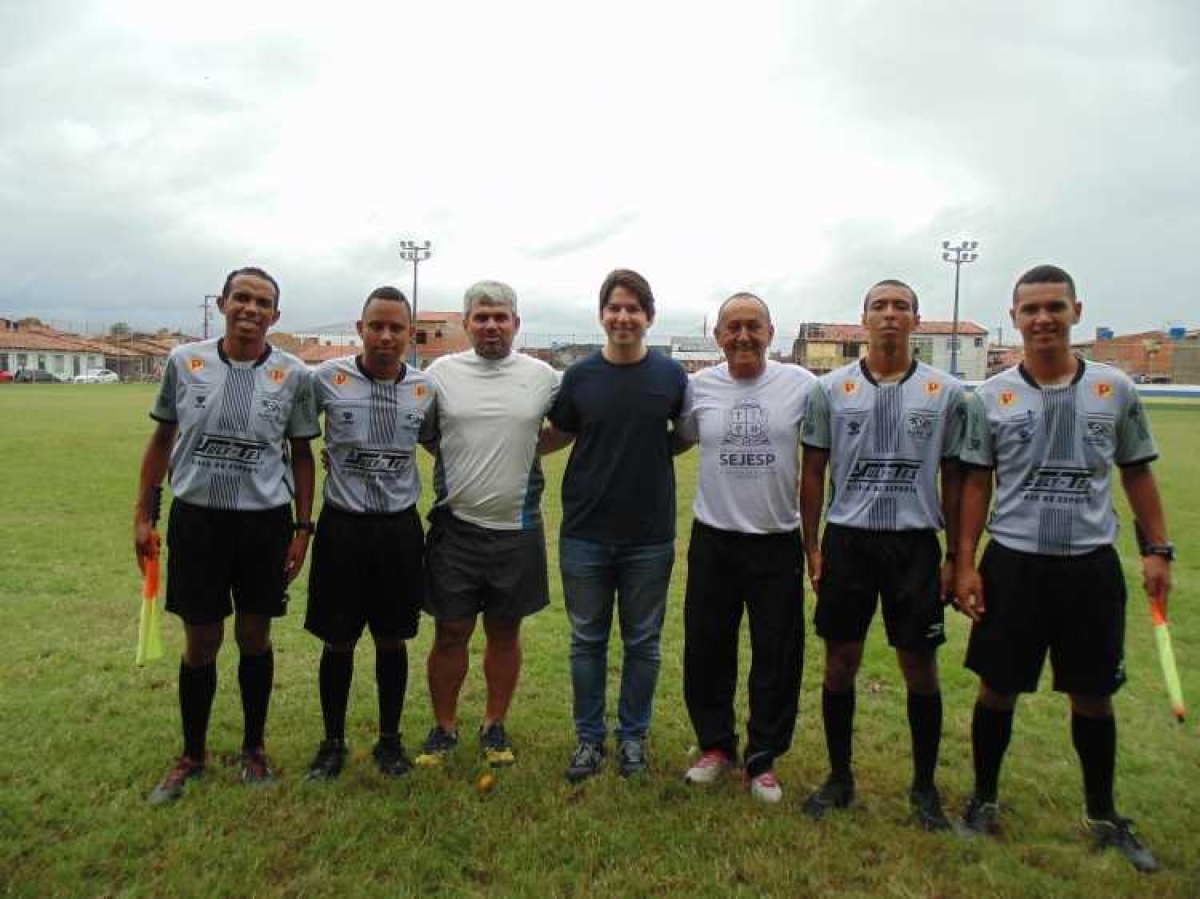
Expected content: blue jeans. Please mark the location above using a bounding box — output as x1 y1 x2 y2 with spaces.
560 537 675 744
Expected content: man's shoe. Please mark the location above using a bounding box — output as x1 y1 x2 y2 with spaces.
149 756 205 805
479 721 515 768
801 775 855 819
684 749 732 785
239 748 276 786
617 738 649 778
373 735 413 778
414 725 459 768
747 769 783 804
961 795 1000 836
910 786 952 832
1086 815 1160 873
305 739 347 781
564 741 606 783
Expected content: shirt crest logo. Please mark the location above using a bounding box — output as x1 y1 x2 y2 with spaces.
270 368 286 383
188 358 205 372
1096 382 1113 399
843 381 858 395
925 381 941 395
333 372 348 386
724 398 770 447
1000 390 1016 407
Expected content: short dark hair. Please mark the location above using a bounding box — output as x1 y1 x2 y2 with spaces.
862 279 918 313
1012 264 1076 305
221 266 280 308
599 269 655 318
715 292 772 327
361 285 412 319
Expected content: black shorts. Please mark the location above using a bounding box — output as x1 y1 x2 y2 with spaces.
814 523 945 652
305 504 424 643
965 541 1127 696
423 508 549 622
165 499 291 626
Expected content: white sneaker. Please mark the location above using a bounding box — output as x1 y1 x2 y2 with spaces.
748 769 783 804
684 749 732 784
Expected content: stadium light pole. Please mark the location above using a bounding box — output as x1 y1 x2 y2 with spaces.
941 239 979 377
399 239 433 367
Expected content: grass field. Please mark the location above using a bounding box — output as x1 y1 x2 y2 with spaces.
1 384 1197 898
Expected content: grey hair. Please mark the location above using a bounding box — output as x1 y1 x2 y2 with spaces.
462 280 518 317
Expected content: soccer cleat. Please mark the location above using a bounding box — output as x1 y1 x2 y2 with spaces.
414 725 459 768
747 769 784 804
961 795 1001 836
1086 815 1160 873
801 775 855 819
617 738 649 778
239 748 276 787
909 786 952 832
149 756 205 805
372 735 413 778
479 721 516 768
305 739 348 781
564 741 606 783
684 749 732 785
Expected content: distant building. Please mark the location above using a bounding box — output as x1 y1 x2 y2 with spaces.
669 336 723 372
1089 328 1199 382
793 320 989 380
293 311 469 368
987 345 1023 378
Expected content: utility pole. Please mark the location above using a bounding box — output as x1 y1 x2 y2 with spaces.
399 239 432 367
940 239 979 377
201 294 219 340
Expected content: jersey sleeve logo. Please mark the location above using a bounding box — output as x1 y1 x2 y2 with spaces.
842 381 858 395
413 384 427 398
270 368 286 383
999 390 1016 407
333 372 348 386
1095 382 1113 399
188 358 205 372
925 381 941 395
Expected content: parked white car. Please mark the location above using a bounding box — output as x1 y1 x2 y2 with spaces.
73 369 120 384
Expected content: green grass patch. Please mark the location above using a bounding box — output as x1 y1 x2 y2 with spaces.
1 384 1198 897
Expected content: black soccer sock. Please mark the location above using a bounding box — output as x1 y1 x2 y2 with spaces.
319 648 354 743
907 690 943 792
1071 712 1117 819
822 686 856 781
971 701 1014 803
179 659 217 762
238 649 274 752
376 645 409 738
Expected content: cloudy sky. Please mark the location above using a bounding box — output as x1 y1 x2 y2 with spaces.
2 1 1196 345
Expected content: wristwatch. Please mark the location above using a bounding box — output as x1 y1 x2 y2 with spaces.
292 521 315 535
1140 542 1175 562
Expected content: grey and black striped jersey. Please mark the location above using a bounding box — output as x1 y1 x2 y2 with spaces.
313 356 436 514
151 338 320 510
803 358 966 531
961 359 1157 556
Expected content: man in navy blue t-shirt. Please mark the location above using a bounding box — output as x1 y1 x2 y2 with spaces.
548 269 688 782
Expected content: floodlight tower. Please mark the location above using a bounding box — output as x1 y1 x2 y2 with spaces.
940 239 979 378
400 239 433 366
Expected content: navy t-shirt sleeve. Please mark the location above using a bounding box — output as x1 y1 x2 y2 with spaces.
548 366 580 433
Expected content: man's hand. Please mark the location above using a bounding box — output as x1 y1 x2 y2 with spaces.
1142 555 1172 610
284 534 310 583
134 517 159 574
954 566 985 622
939 559 956 606
805 547 822 592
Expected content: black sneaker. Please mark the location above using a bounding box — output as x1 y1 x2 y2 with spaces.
239 748 276 787
617 738 649 778
479 722 515 768
1086 815 1160 873
961 795 1000 836
564 741 606 783
149 756 205 805
414 725 459 768
372 735 412 778
305 739 347 781
910 786 952 832
801 775 855 819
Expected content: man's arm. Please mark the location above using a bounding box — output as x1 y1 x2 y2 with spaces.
939 461 964 603
954 466 993 621
800 446 829 589
538 422 575 456
134 421 177 570
1121 462 1172 609
286 438 316 582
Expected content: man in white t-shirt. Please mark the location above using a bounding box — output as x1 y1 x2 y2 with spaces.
673 293 819 803
413 281 559 770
